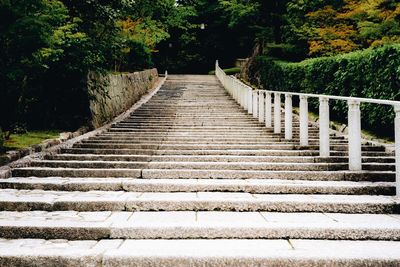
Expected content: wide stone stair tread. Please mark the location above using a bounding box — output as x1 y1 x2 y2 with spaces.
60 147 394 157
1 238 400 266
25 159 395 172
3 74 399 265
46 154 396 163
11 167 395 181
1 211 400 240
1 177 394 194
0 189 398 213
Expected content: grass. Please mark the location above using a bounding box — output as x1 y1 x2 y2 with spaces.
208 67 241 75
3 130 62 152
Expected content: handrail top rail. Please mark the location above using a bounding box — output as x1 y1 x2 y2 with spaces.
216 64 400 107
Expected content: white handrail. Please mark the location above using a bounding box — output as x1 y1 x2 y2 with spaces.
215 60 400 197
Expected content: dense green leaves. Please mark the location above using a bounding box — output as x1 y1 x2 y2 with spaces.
249 45 400 136
0 0 182 133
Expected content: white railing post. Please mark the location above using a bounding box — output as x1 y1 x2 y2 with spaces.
348 100 362 171
274 93 281 134
234 79 238 103
285 94 293 140
319 97 330 157
233 80 237 101
243 85 248 111
265 92 272 128
253 91 258 118
258 91 265 123
239 82 244 107
300 96 309 146
247 88 253 114
394 105 400 197
229 78 233 98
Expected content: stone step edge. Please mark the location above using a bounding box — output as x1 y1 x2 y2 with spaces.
1 178 394 194
0 190 398 213
1 217 400 240
11 167 395 181
46 154 396 163
1 238 400 266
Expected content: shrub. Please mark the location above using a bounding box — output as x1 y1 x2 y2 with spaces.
249 45 400 136
123 40 153 72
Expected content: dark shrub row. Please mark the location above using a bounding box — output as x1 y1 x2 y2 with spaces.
248 45 400 136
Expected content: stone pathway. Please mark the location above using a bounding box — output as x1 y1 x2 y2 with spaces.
0 75 399 266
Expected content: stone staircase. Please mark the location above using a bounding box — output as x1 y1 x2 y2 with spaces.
0 75 399 266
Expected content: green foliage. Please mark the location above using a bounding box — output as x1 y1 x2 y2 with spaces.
218 0 259 28
122 40 153 71
3 130 61 151
0 0 182 131
294 0 400 56
251 45 400 135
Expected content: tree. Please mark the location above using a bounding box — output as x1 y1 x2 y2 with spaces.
298 0 400 56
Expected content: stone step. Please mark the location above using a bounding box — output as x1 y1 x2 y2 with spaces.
0 189 398 213
89 137 346 143
89 136 291 142
91 137 296 142
61 148 392 157
28 160 394 172
73 143 384 152
128 114 258 118
1 238 400 266
81 139 349 144
140 169 394 181
1 178 394 195
101 133 350 140
47 154 396 163
12 167 394 181
114 122 303 126
96 134 331 139
100 128 335 134
108 128 323 133
121 119 273 123
1 211 400 240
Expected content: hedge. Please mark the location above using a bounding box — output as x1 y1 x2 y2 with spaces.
250 45 400 136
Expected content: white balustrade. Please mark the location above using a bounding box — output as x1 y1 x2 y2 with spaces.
247 88 253 114
253 91 259 119
265 92 272 128
285 94 293 140
319 97 330 157
274 93 281 134
240 84 245 108
243 85 248 110
215 61 400 196
348 100 362 171
258 91 265 123
300 96 309 146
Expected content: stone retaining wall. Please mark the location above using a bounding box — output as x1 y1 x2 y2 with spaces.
88 69 158 128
